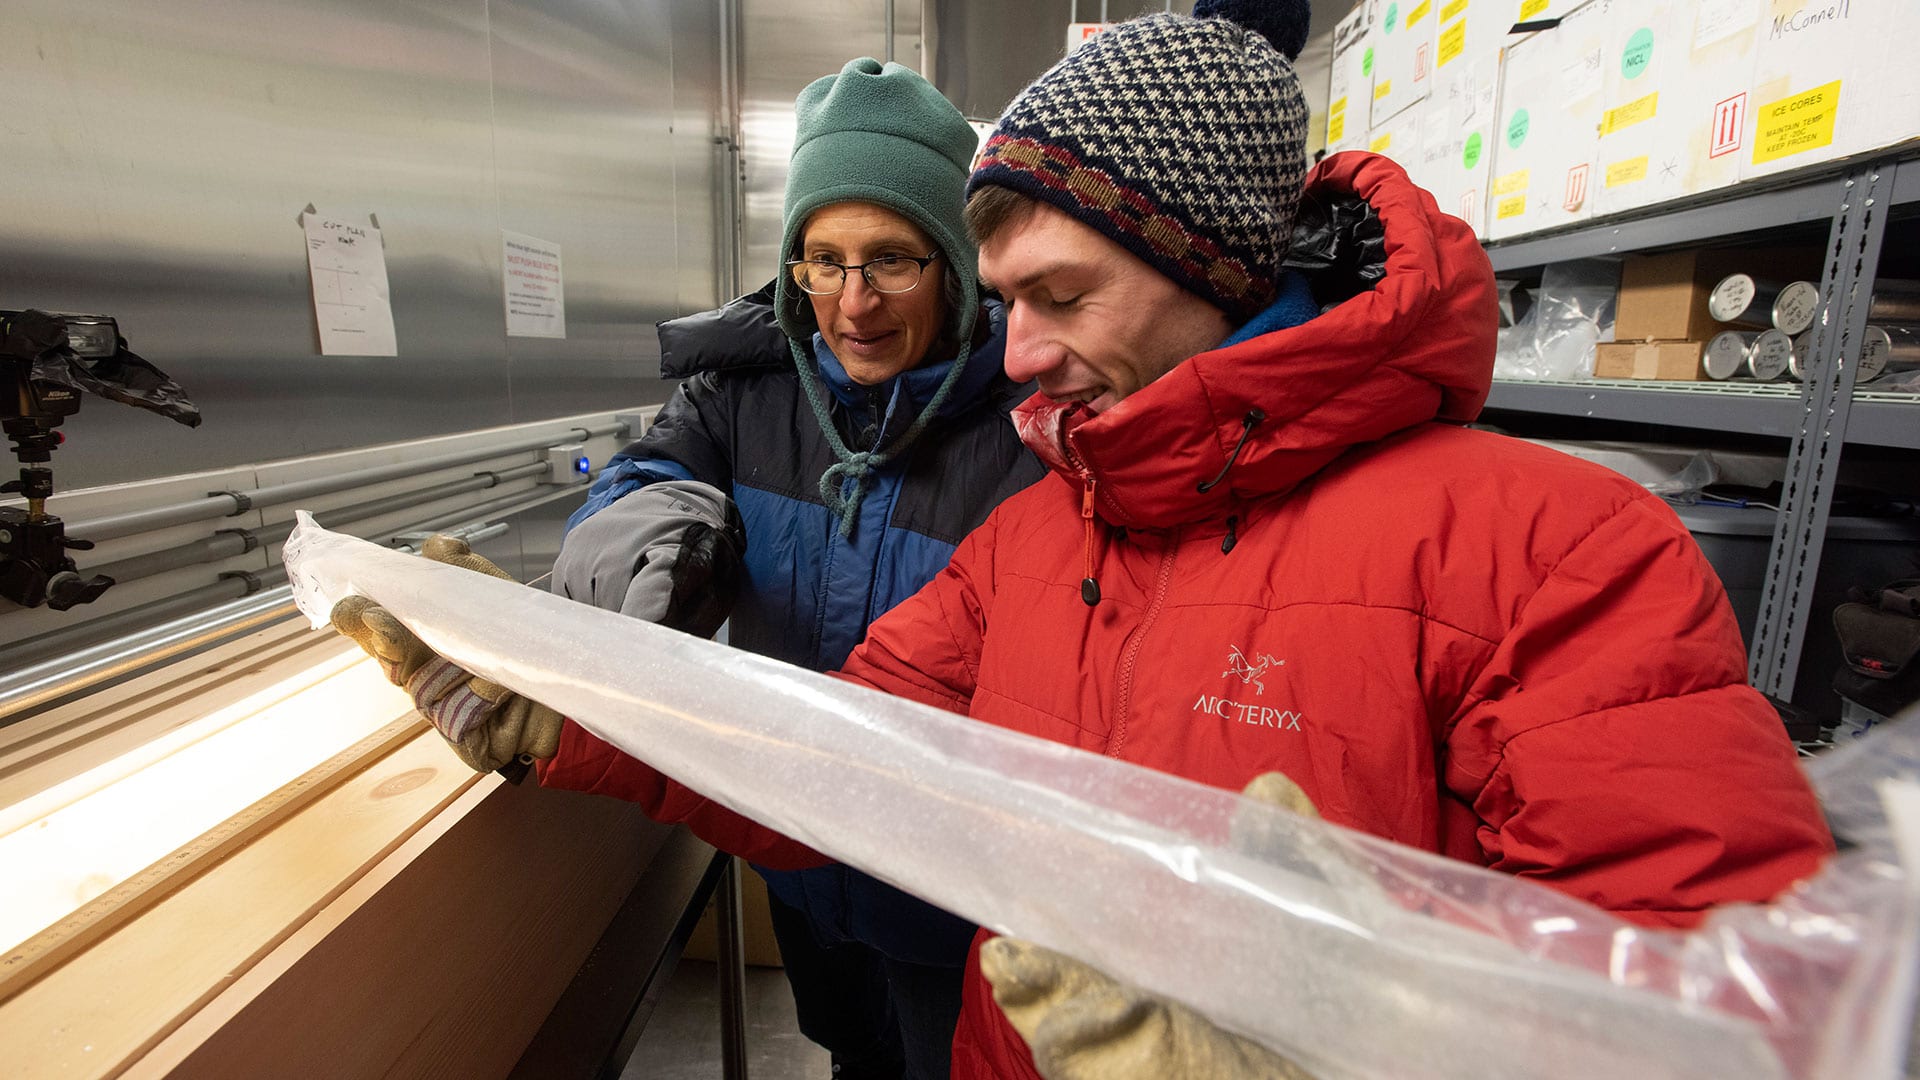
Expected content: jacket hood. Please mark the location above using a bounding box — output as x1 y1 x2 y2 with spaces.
657 281 787 379
1012 152 1496 530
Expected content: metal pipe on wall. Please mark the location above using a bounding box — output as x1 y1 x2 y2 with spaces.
85 461 549 587
68 424 620 543
0 491 557 722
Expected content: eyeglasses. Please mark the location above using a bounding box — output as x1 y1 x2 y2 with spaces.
785 253 941 296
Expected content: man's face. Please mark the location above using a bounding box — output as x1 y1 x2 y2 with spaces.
799 202 949 386
979 201 1231 413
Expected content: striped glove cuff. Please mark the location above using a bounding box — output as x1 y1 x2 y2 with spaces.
406 656 493 744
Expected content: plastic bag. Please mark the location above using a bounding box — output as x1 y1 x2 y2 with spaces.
0 309 201 427
283 516 1920 1080
1496 260 1620 381
1281 189 1387 311
1645 451 1720 504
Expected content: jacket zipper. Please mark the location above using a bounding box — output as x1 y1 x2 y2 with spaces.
1061 429 1105 607
1110 533 1179 756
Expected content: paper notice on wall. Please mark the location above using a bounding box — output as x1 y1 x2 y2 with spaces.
301 207 397 356
502 231 566 339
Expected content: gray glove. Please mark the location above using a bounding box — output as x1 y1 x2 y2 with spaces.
984 774 1328 1080
551 479 745 637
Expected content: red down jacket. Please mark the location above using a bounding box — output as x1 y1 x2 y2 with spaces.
541 153 1833 1078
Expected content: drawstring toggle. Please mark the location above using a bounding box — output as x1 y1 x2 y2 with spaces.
1198 408 1266 494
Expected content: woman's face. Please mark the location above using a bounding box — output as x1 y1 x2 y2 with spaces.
796 202 950 386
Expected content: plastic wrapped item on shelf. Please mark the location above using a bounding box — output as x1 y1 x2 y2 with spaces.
1500 259 1619 381
1876 368 1920 394
1644 451 1719 504
283 515 1920 1080
1495 279 1532 330
1492 281 1542 380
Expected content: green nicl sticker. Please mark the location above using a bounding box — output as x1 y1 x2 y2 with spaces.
1506 108 1529 149
1463 131 1483 168
1622 28 1654 79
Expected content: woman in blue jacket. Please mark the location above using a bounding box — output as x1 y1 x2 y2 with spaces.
548 58 1042 1080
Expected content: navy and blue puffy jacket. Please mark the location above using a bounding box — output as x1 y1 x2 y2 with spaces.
566 284 1044 965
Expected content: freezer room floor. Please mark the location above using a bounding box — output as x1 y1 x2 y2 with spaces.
621 959 829 1080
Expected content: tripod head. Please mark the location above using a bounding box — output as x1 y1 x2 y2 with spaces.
0 309 200 610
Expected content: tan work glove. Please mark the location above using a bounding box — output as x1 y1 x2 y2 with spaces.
982 772 1325 1080
329 535 563 774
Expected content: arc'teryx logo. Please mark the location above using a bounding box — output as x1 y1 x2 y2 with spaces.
1197 645 1303 732
1223 645 1284 695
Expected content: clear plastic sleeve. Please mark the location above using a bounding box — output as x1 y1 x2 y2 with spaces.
1495 259 1620 382
284 515 1920 1080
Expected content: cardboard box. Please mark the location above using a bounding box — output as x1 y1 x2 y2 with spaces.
1328 4 1376 153
1487 0 1612 241
1613 247 1821 341
682 861 785 968
1369 0 1440 127
1592 0 1760 217
1745 0 1920 180
1595 340 1709 380
1367 93 1430 181
1614 250 1727 342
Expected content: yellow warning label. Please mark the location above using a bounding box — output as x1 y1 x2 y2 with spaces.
1519 0 1547 19
1408 0 1433 28
1442 0 1469 21
1370 132 1393 152
1753 80 1842 165
1492 169 1530 195
1600 91 1659 135
1605 156 1648 187
1439 20 1467 66
1375 80 1393 101
1497 194 1528 219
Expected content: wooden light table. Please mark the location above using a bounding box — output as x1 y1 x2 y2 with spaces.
0 619 719 1079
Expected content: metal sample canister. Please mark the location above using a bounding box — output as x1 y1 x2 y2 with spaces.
1708 273 1781 328
1787 332 1812 381
1869 287 1920 324
1704 330 1759 380
1747 329 1794 381
1864 325 1920 381
1770 281 1821 336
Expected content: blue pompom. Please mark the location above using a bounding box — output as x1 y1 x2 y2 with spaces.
1193 0 1312 61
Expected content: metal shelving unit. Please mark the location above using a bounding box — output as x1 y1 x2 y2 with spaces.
1484 172 1850 273
1478 153 1920 713
1484 381 1920 451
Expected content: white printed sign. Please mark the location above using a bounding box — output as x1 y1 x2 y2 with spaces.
302 208 397 356
502 231 566 339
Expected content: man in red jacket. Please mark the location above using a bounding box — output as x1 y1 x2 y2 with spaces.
823 2 1836 1076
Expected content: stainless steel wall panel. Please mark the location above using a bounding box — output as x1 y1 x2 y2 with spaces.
670 0 726 311
0 0 724 490
3 0 513 488
489 0 685 422
925 0 1338 130
737 0 920 285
